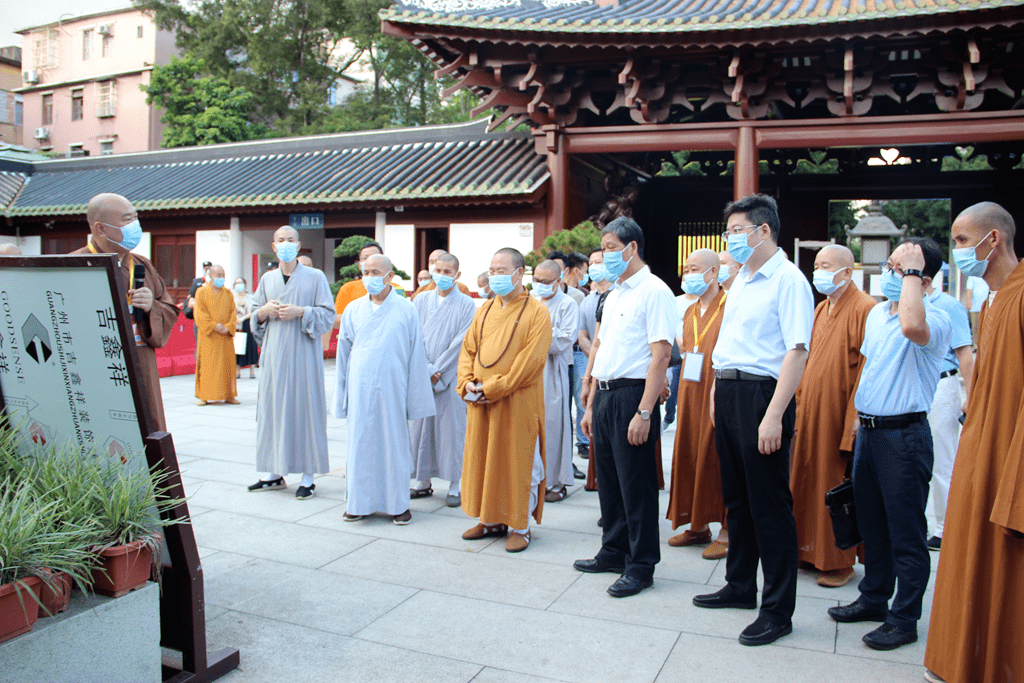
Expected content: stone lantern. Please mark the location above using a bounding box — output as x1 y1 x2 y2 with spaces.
846 201 906 271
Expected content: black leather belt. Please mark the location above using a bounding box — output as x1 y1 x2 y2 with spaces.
596 378 646 391
573 343 582 353
857 412 927 430
714 369 774 382
940 369 958 379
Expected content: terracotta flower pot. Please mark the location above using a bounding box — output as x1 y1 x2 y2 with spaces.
38 570 73 617
0 576 43 644
91 539 156 598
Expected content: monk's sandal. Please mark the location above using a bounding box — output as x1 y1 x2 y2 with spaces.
295 485 316 500
248 477 286 492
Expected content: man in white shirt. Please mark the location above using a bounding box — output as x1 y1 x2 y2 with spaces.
576 217 677 598
693 195 814 647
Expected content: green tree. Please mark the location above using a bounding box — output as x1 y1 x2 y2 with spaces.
881 199 952 260
828 200 858 244
330 235 410 295
524 221 603 269
141 54 260 147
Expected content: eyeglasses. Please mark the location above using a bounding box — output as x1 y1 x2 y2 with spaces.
721 224 760 242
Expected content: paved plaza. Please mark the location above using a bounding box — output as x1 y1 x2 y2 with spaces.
161 362 935 683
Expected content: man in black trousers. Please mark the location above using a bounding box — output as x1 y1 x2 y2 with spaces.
575 217 676 597
695 195 814 646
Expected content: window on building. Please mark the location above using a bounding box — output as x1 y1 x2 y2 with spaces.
0 91 9 124
41 93 53 125
137 25 143 38
33 29 59 68
83 29 93 60
96 80 116 117
69 144 88 158
15 96 23 126
100 140 114 155
71 89 84 121
102 34 113 58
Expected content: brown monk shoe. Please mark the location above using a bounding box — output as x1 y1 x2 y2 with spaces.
506 530 531 553
668 529 712 547
702 540 729 560
462 523 507 540
817 567 856 588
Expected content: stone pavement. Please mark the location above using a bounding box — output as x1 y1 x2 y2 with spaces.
161 362 935 683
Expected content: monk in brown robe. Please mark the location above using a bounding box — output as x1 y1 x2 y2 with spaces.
194 265 239 406
667 249 729 559
925 202 1024 683
790 244 875 587
72 193 178 432
458 247 551 553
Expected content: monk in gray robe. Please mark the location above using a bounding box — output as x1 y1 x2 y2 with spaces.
247 226 336 500
409 252 477 507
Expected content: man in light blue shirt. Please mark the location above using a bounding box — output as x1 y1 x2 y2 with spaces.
828 237 952 652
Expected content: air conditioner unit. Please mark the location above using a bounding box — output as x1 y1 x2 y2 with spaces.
34 127 49 140
97 24 113 36
23 70 39 84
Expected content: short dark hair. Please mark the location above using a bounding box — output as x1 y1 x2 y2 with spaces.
568 252 589 268
724 194 781 242
602 217 645 260
590 248 604 257
896 237 944 279
495 247 525 271
546 250 569 265
360 241 383 255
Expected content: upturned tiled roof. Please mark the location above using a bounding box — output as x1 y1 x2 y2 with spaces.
0 171 27 214
6 119 549 217
384 0 1024 35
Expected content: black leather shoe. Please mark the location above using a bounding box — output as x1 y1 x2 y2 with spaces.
573 558 625 574
573 464 586 480
862 623 918 650
927 535 942 551
692 586 757 610
738 617 793 646
827 599 888 623
607 575 652 598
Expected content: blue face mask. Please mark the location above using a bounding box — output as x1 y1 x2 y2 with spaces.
880 269 903 301
533 282 555 299
603 244 632 280
103 219 142 251
718 266 733 284
726 228 764 265
589 264 607 283
578 271 590 287
234 283 246 293
364 274 388 296
488 268 520 297
213 277 226 289
812 268 847 296
432 272 455 292
276 241 298 263
682 268 712 296
951 230 994 278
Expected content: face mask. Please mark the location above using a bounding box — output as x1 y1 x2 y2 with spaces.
213 277 226 289
234 283 246 293
533 282 555 298
952 230 994 278
603 244 632 280
418 279 431 287
726 228 765 264
276 241 298 263
812 268 848 296
589 264 607 283
718 266 733 284
364 275 388 296
432 273 455 292
880 269 903 301
102 219 142 251
682 268 712 296
477 288 489 298
577 271 590 287
488 268 520 297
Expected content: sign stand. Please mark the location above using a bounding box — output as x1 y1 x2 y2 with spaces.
0 255 239 682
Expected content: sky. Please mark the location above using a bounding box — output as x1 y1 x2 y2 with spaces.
1 1 136 50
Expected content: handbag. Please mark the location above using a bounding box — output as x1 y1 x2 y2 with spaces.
233 332 248 355
824 477 861 550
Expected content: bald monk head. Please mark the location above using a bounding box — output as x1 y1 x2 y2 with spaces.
209 264 226 289
85 193 140 254
272 226 300 268
428 249 447 273
434 253 461 296
363 253 394 301
0 243 22 255
718 250 739 290
477 271 493 299
489 248 526 301
951 201 1018 290
813 244 855 300
532 259 562 300
417 270 431 288
298 255 313 267
683 248 721 300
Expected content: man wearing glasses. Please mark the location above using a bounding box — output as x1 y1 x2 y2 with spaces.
694 194 814 647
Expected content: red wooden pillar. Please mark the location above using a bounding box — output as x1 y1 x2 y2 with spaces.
734 125 759 199
542 126 567 250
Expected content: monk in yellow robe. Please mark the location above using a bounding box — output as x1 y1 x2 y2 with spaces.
194 265 238 405
925 202 1024 683
458 247 551 553
667 249 729 559
790 245 875 587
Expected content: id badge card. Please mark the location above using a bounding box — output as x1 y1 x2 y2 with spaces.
682 351 704 382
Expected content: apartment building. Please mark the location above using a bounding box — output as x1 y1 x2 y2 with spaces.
0 47 22 145
16 7 177 156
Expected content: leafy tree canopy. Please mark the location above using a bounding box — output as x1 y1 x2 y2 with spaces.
331 235 410 292
525 221 603 268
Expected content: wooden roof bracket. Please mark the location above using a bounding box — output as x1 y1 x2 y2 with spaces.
434 52 470 80
843 47 854 116
729 53 749 118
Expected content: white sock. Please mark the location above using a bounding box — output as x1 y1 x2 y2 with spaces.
262 473 282 482
300 473 315 488
413 479 431 491
510 526 529 534
448 481 460 496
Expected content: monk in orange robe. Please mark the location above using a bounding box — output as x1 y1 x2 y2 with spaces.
667 249 729 558
790 245 875 588
925 202 1024 683
458 247 551 553
194 265 238 405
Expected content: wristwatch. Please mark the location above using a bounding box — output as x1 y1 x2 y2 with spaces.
636 409 651 421
903 268 924 279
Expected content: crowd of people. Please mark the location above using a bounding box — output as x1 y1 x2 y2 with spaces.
54 191 1021 683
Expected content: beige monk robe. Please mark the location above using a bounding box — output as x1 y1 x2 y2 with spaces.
925 259 1024 683
790 282 875 571
458 291 552 531
194 282 238 402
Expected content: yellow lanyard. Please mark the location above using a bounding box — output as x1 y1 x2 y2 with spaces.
88 240 134 307
691 294 725 353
